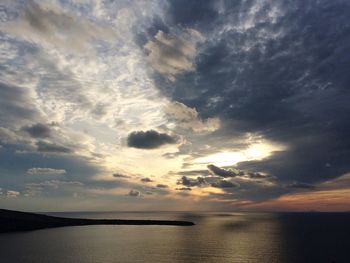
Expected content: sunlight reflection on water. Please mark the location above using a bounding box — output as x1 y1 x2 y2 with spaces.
0 212 349 263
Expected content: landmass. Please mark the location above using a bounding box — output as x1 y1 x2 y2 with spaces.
0 209 195 233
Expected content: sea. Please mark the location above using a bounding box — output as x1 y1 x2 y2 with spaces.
0 212 349 263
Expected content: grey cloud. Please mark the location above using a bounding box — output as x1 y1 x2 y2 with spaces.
36 141 73 154
113 173 130 179
177 174 240 189
128 189 140 197
207 164 238 178
178 176 206 187
127 130 178 149
156 184 168 188
247 172 269 179
206 165 271 181
0 127 27 146
141 177 153 183
211 180 239 188
0 82 41 127
91 103 109 120
22 123 51 138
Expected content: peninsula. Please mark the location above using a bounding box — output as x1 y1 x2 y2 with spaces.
0 209 195 233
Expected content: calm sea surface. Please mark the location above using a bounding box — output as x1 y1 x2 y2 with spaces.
0 212 349 263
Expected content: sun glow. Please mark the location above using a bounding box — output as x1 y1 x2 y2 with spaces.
194 152 246 167
192 142 285 168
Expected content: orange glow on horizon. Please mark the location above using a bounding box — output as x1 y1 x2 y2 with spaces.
242 189 350 212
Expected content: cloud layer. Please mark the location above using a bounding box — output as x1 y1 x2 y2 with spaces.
1 0 350 211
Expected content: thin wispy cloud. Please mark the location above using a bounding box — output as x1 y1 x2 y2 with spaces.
27 168 67 175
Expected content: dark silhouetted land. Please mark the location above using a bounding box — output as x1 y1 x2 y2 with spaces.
0 209 195 233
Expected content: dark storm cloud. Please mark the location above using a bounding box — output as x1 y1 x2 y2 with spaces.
153 0 350 200
127 130 178 149
22 123 51 138
36 141 73 154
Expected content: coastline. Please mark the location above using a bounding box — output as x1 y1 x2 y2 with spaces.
0 209 195 233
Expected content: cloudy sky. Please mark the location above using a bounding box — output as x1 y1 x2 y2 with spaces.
0 0 350 212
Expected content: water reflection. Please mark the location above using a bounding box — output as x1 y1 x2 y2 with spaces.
0 212 349 263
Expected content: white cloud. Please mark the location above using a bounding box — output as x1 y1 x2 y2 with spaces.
2 0 116 54
26 180 83 191
6 190 20 198
164 101 220 133
144 29 205 78
27 168 67 175
0 188 20 198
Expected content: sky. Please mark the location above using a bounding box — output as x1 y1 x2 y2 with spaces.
0 0 350 212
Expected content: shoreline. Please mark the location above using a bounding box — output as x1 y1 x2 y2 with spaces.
0 209 195 233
